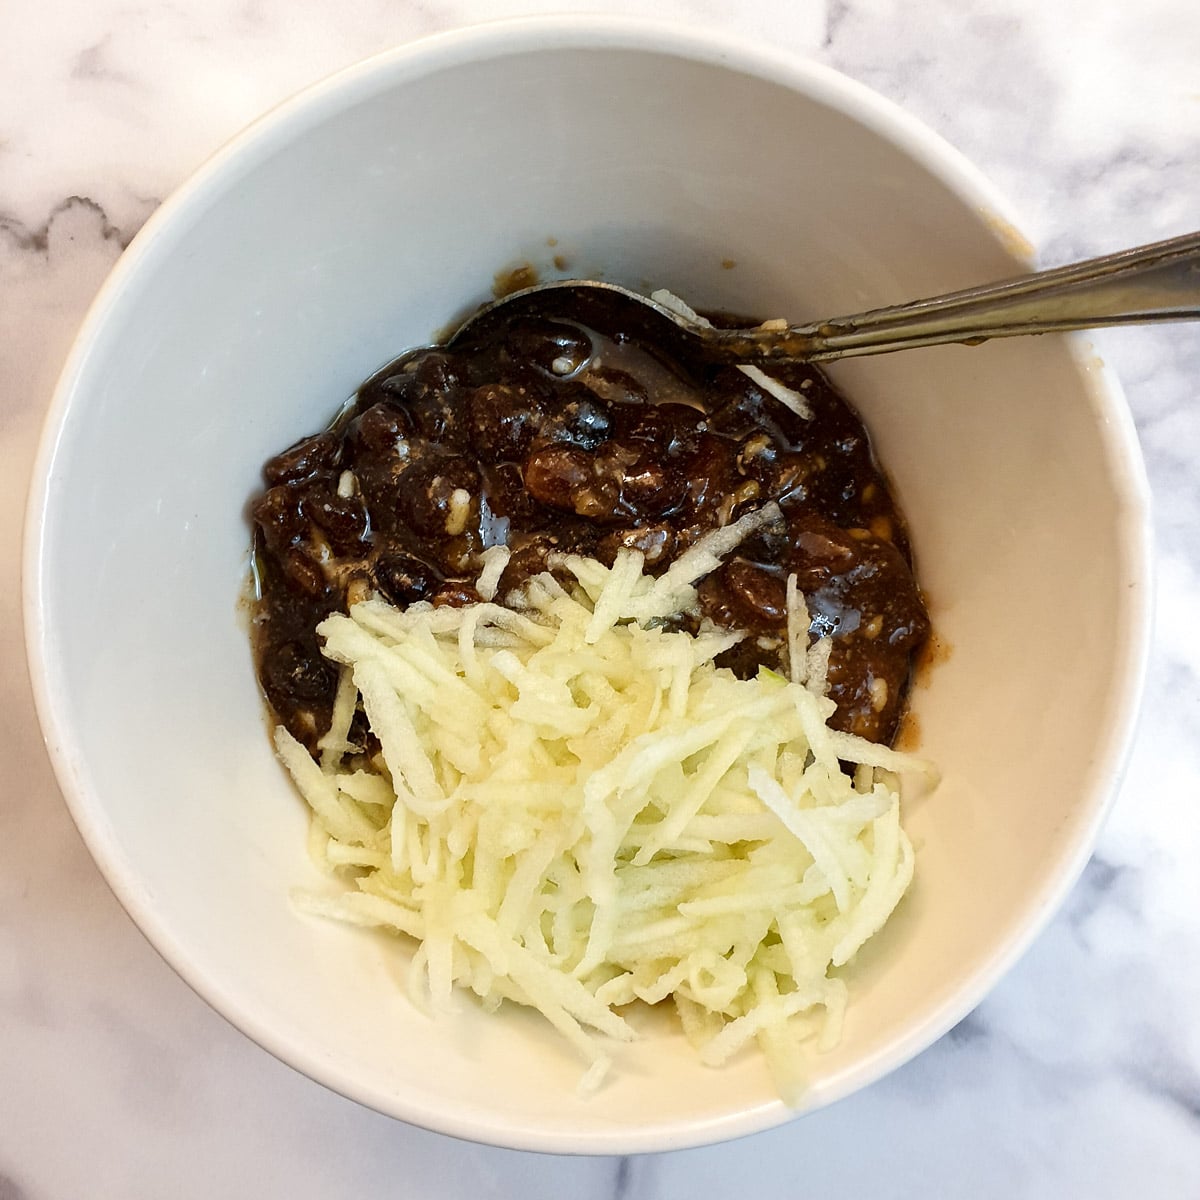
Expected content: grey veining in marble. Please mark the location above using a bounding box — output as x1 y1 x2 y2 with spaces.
2 0 1199 1196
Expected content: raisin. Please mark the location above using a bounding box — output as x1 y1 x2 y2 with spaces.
468 382 546 462
262 432 339 487
523 444 592 509
374 553 441 605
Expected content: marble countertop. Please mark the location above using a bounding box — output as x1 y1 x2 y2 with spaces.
3 1 1198 1194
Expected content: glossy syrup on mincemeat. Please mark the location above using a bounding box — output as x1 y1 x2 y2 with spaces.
250 288 929 754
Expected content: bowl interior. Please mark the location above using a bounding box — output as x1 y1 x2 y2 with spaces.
27 23 1148 1153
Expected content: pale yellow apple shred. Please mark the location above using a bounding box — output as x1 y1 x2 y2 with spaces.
275 503 937 1102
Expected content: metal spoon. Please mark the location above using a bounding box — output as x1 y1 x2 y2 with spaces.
450 230 1200 364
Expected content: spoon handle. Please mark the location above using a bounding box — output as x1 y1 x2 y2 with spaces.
735 230 1200 362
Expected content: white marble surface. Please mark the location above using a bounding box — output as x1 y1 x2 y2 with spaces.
3 0 1199 1194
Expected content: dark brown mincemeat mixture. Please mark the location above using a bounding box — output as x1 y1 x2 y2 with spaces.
250 288 929 753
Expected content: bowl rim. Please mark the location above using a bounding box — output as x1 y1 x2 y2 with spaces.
23 11 1154 1155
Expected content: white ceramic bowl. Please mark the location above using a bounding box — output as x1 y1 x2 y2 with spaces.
24 17 1151 1153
